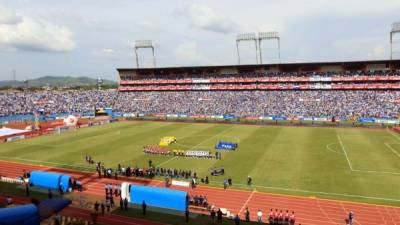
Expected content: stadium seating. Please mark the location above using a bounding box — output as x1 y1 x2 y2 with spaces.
0 70 399 121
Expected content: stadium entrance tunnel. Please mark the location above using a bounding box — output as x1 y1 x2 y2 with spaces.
122 183 188 212
0 198 71 225
29 171 71 192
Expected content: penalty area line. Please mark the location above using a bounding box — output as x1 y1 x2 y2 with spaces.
384 143 400 159
336 134 354 171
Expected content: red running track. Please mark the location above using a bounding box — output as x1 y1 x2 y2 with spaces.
1 160 400 225
0 195 167 225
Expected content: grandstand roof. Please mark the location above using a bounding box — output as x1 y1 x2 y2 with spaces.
117 59 400 74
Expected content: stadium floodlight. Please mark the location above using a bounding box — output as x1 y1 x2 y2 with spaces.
258 31 281 64
390 22 400 60
236 32 258 64
392 22 400 33
258 31 279 39
237 33 257 41
97 77 103 90
134 39 156 68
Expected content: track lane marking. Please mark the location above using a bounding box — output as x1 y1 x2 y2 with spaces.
238 189 256 216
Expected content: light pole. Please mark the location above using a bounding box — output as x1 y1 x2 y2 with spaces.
236 33 258 64
390 22 400 60
134 40 156 68
258 31 281 64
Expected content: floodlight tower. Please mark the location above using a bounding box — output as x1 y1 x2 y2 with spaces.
134 40 156 68
258 31 281 64
97 77 103 90
390 22 400 60
236 33 258 64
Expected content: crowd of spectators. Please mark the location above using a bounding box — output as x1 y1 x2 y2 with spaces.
0 90 116 117
114 90 400 119
129 70 400 80
0 88 399 120
189 195 208 208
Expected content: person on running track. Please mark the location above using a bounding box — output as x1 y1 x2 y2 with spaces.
278 210 283 224
273 209 279 224
257 209 263 223
284 210 290 225
289 211 296 225
244 207 250 222
268 208 274 224
348 211 354 225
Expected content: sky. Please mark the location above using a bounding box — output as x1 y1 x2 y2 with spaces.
0 0 399 81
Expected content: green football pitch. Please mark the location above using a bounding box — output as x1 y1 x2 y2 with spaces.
1 121 400 206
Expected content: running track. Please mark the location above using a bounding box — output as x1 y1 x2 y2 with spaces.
1 160 400 225
0 195 167 225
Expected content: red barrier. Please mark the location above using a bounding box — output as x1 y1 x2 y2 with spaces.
394 127 400 133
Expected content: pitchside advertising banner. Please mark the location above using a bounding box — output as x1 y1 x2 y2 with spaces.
358 118 400 124
223 114 236 120
6 135 25 142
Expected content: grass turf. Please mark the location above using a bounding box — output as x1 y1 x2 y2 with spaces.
0 121 400 206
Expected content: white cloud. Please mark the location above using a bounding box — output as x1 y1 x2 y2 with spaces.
184 4 237 33
0 5 22 25
332 36 389 60
101 48 116 54
174 41 208 65
0 5 75 52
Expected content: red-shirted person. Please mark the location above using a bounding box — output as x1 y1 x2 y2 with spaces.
268 208 274 224
289 211 296 225
284 210 290 224
273 209 279 224
278 210 283 223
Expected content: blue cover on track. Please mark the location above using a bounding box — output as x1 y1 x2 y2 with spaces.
130 185 188 211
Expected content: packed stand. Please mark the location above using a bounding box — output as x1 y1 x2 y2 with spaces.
0 90 116 117
114 90 400 119
0 88 399 120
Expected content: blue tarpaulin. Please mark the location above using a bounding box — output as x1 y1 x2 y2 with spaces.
0 199 72 225
60 175 71 192
29 171 71 192
0 204 39 225
38 198 72 220
130 185 188 211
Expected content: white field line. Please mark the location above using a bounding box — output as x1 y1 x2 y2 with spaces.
384 143 400 159
352 169 400 175
0 156 92 170
12 130 122 148
238 190 256 215
156 156 178 167
208 181 400 202
336 134 354 171
325 142 344 155
12 142 58 148
337 134 400 175
387 128 400 142
157 126 233 167
188 126 233 150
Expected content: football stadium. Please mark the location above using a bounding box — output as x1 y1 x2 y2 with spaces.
1 2 400 225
